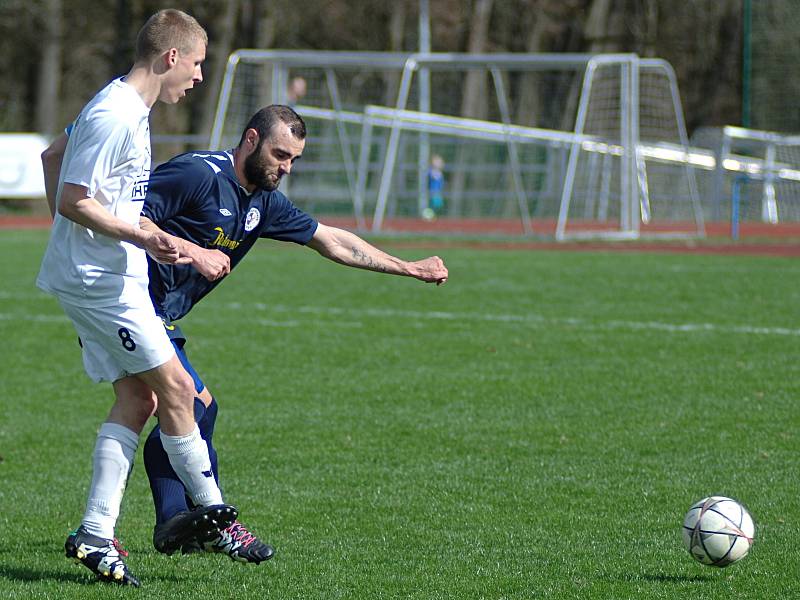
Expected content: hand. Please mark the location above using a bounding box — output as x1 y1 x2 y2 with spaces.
412 256 448 285
190 248 231 281
143 231 192 265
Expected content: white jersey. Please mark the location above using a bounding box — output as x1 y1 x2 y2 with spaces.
36 77 152 308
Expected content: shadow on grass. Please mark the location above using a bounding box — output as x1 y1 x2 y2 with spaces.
602 572 714 584
0 564 88 585
0 563 191 587
638 573 714 583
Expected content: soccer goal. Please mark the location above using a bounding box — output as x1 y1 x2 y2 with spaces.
210 50 704 240
554 57 704 240
713 126 800 226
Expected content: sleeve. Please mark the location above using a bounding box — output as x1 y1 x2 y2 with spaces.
260 191 318 244
61 109 131 200
142 157 215 224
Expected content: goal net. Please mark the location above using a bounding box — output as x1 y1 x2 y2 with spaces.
555 57 704 239
717 126 800 226
210 51 704 240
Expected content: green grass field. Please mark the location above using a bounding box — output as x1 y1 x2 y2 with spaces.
1 229 799 599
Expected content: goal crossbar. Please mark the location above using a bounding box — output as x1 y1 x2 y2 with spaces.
210 50 706 239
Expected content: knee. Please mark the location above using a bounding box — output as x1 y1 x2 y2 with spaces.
130 394 157 429
109 387 157 432
159 368 197 408
140 393 158 420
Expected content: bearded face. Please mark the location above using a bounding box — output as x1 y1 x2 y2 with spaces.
241 121 305 192
243 139 281 191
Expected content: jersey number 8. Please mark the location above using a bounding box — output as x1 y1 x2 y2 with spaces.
117 327 137 352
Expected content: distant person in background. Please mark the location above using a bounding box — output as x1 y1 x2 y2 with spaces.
286 75 308 105
137 104 448 564
424 153 446 220
37 9 237 588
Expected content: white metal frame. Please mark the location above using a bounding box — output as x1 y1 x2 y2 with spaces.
715 126 800 224
209 50 706 239
555 56 704 240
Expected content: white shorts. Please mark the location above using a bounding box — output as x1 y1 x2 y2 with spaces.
59 299 175 383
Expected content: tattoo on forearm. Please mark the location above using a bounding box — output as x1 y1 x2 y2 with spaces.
351 247 387 272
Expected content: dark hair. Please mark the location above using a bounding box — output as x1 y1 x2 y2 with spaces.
239 105 307 147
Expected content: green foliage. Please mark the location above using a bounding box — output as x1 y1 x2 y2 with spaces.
1 230 799 598
0 0 753 138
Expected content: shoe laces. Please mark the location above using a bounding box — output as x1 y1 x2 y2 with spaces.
112 537 129 558
224 521 256 548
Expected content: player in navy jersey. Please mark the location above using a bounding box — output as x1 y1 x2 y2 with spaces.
140 105 448 564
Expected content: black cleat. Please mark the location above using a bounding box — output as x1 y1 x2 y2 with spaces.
153 503 238 555
179 539 204 555
200 520 275 564
65 527 140 587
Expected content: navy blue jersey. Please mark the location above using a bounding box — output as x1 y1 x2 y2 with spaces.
142 150 318 321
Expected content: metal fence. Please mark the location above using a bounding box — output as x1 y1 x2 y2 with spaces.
209 49 800 239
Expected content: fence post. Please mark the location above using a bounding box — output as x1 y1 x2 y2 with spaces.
731 175 748 240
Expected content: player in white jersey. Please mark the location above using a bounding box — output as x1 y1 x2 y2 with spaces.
36 10 236 588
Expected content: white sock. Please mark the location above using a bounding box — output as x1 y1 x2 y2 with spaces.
81 422 139 540
160 425 223 507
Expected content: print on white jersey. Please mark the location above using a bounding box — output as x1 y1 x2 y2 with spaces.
131 142 151 201
131 169 150 201
36 77 153 308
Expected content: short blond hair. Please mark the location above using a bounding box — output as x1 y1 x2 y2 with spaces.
135 9 207 61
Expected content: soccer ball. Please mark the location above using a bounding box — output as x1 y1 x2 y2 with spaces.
421 207 436 221
682 496 755 567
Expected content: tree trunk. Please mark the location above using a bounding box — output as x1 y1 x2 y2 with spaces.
642 0 658 57
585 0 615 52
35 0 62 136
450 0 494 216
515 1 554 127
112 0 132 77
460 0 493 119
199 0 240 143
383 0 407 106
252 0 277 115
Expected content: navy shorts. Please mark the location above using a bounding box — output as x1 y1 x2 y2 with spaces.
159 317 205 394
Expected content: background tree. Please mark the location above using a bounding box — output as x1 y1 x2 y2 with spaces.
449 0 494 215
0 0 766 143
35 0 63 137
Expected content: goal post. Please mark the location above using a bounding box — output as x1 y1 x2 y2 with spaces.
209 50 704 240
555 56 705 240
715 126 800 226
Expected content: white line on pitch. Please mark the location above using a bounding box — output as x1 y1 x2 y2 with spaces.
5 304 799 338
225 302 800 337
0 313 68 323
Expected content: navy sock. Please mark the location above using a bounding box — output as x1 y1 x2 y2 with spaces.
144 398 208 525
201 399 219 481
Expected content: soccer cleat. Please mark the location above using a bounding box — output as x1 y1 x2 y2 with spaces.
65 527 140 587
153 503 238 555
190 520 275 564
112 538 129 557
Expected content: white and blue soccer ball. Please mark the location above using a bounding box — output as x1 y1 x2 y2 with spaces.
682 496 755 567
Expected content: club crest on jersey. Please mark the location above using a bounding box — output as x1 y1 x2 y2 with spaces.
244 207 261 232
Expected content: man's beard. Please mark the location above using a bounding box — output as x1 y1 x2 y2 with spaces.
244 143 279 191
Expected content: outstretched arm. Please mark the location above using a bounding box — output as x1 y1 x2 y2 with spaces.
306 222 448 285
41 132 68 218
140 216 230 280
